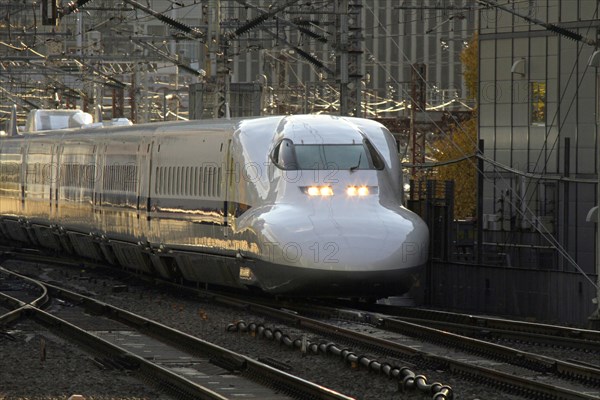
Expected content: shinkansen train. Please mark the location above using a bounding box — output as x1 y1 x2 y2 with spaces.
0 113 428 298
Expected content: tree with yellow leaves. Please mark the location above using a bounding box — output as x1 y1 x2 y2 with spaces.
433 34 478 219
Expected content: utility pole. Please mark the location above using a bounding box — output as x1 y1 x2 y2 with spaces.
207 0 230 118
409 63 427 187
336 0 349 116
207 0 220 80
192 0 230 119
335 0 363 116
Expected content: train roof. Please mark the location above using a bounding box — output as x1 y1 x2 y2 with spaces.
269 114 388 145
0 114 389 144
1 117 242 140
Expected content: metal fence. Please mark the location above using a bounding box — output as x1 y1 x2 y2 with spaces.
407 179 598 327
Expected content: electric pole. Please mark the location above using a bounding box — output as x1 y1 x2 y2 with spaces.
410 63 427 186
335 0 363 116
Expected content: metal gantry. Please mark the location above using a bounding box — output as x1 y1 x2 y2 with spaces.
1 1 475 128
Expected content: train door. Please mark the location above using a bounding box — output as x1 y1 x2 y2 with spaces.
88 144 99 228
47 144 55 217
50 144 63 220
137 138 153 238
20 144 26 212
23 142 53 220
225 138 235 235
92 142 104 229
49 143 75 254
0 141 28 243
101 139 139 237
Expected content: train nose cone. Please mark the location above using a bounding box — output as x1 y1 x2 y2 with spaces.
243 202 429 296
298 205 429 271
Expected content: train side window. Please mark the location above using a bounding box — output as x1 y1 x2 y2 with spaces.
173 167 177 196
193 167 198 196
180 166 185 196
271 139 297 170
202 166 206 196
118 166 122 191
364 139 385 170
157 167 161 195
167 166 172 195
217 167 222 197
174 166 178 195
185 167 190 196
176 167 182 196
208 167 214 197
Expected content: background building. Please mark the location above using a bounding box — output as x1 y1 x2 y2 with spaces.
464 0 600 325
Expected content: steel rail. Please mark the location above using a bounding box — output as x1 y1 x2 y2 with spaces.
0 266 49 323
388 316 600 351
202 297 600 400
269 301 600 386
42 282 355 400
319 300 600 344
27 305 231 400
379 318 600 384
0 269 354 400
0 268 230 399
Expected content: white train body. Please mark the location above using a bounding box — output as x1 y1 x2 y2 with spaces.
0 114 428 297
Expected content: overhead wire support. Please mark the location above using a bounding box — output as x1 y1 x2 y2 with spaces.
72 59 127 89
259 27 334 74
230 11 270 37
478 0 598 46
61 0 204 40
60 0 97 17
230 0 327 43
133 40 206 77
394 5 475 11
123 0 204 40
230 0 333 74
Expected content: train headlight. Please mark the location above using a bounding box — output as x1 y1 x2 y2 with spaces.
319 186 334 196
302 186 334 196
307 186 320 196
347 185 370 196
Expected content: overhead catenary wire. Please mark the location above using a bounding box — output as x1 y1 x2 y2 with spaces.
121 0 204 40
230 0 333 74
409 152 598 184
478 0 598 46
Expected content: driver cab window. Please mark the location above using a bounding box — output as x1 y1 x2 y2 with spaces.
272 139 297 169
271 138 384 171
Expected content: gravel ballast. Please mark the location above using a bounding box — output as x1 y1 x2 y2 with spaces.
1 260 534 400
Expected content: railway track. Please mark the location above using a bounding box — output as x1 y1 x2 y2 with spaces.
0 266 354 400
0 266 49 325
3 250 600 399
325 300 600 351
222 299 600 400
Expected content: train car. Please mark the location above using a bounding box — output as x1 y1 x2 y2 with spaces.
0 114 428 298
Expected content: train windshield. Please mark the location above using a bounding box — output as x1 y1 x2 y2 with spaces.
272 139 384 170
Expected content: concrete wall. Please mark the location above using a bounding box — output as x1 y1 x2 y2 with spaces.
429 261 597 327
